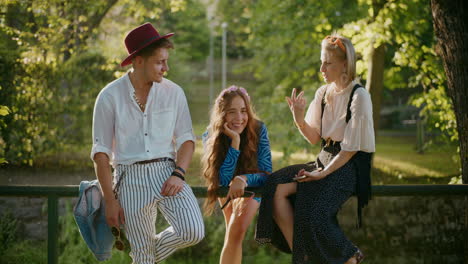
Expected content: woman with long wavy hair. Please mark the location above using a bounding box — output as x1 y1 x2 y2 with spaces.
202 85 272 264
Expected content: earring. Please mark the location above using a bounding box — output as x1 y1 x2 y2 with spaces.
340 72 349 84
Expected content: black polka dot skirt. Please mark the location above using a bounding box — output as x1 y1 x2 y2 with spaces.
255 159 358 263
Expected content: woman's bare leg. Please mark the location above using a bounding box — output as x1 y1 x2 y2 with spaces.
219 198 260 264
273 182 297 250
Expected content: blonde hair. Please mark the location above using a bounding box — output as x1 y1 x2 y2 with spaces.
202 87 260 215
321 33 357 81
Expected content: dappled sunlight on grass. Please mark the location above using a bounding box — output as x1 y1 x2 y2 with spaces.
373 136 460 183
271 150 316 168
185 139 205 186
374 156 446 178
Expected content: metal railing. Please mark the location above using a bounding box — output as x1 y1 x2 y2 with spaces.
1 184 468 264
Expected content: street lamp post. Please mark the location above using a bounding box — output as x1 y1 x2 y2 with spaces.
221 22 228 90
208 19 214 106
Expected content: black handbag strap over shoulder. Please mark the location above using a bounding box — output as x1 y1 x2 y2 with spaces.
320 83 373 228
320 83 362 125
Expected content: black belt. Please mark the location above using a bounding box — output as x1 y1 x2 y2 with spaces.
134 157 174 165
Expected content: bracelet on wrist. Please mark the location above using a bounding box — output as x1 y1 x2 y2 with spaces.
234 175 248 187
171 171 185 181
175 166 186 175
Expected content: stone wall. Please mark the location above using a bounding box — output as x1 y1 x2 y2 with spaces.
0 195 466 263
338 196 466 263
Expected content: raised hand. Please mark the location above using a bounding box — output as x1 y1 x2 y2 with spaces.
285 88 307 125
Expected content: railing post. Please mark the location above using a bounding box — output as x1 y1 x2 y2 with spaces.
48 194 59 264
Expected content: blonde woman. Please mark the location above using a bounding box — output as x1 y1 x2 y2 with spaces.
256 34 375 264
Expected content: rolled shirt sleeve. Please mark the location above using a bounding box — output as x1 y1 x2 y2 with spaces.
173 90 196 150
90 91 114 162
341 88 376 153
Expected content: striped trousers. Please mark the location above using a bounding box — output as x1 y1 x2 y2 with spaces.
115 160 205 264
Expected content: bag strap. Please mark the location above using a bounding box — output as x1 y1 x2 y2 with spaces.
320 88 327 137
320 83 363 135
346 84 364 123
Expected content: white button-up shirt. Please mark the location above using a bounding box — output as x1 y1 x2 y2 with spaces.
90 73 195 167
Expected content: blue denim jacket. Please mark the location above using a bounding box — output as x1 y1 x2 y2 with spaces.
73 180 114 261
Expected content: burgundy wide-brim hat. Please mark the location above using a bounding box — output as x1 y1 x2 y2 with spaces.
120 23 174 67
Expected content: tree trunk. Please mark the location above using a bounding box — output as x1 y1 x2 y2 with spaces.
62 0 118 63
431 3 468 260
366 44 385 136
366 0 387 137
431 0 468 184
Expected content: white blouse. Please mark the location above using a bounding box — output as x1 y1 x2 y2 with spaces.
304 81 375 153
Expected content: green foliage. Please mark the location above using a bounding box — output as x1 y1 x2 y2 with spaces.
217 0 367 158
0 0 119 165
2 240 46 264
341 0 457 145
0 210 46 264
0 105 9 116
4 201 290 264
0 0 210 166
411 88 457 142
216 0 457 158
58 201 132 264
0 105 9 164
158 0 210 61
343 0 457 144
0 211 18 255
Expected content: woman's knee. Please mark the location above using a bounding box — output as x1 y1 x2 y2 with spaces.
233 216 252 233
226 221 249 243
275 182 297 199
226 209 255 242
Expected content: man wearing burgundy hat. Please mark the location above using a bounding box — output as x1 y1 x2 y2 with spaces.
91 23 204 263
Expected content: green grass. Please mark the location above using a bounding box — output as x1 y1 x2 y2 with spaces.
375 136 459 176
372 136 460 184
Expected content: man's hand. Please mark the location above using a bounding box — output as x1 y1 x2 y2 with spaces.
161 176 184 196
105 197 125 227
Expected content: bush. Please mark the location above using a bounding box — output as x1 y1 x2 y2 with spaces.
0 210 47 264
